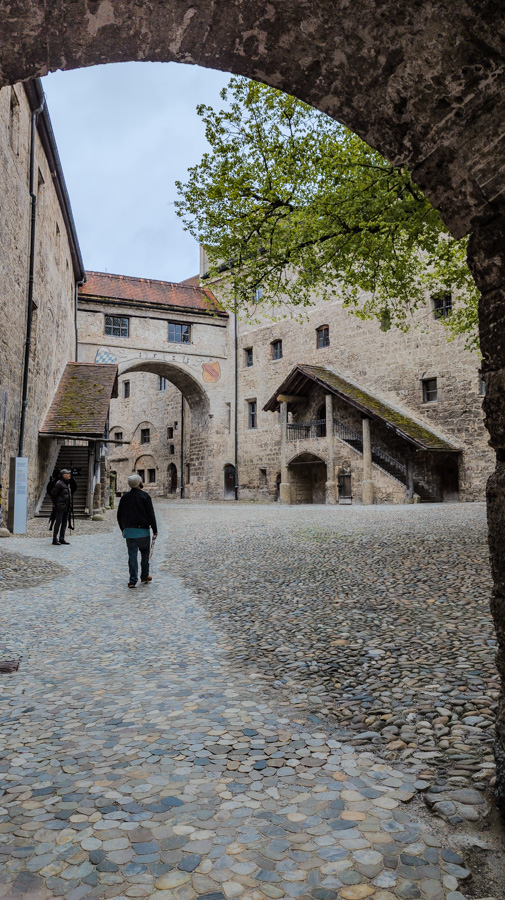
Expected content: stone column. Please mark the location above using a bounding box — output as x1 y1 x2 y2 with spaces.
405 453 414 502
361 416 374 505
468 214 505 814
279 400 291 504
325 393 336 504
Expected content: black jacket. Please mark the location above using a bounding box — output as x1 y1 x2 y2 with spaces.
117 488 157 533
50 478 73 512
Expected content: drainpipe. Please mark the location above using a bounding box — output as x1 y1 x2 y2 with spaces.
18 94 45 457
180 392 185 499
74 278 85 361
234 308 239 500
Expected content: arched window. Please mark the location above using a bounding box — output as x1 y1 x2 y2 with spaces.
316 325 330 348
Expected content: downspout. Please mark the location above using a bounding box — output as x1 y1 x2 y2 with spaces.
180 392 185 499
18 94 45 457
234 307 239 500
74 278 85 361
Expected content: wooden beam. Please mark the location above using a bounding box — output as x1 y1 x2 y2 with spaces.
277 394 303 404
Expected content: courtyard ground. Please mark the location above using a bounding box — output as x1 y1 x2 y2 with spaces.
0 502 503 900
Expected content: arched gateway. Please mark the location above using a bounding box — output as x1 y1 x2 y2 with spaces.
77 271 231 500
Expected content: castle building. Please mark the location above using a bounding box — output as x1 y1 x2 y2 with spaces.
77 263 493 505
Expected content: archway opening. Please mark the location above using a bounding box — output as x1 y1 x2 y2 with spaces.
288 452 327 505
168 462 178 495
223 463 236 500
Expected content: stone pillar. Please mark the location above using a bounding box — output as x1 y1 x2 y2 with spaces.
405 453 414 502
279 400 291 504
325 393 336 504
468 214 505 814
361 416 374 505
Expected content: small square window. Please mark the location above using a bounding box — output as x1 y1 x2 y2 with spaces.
253 285 263 302
433 293 452 319
174 421 178 430
114 431 123 442
316 325 330 349
271 339 283 360
123 381 130 399
167 426 174 439
168 322 191 343
105 315 129 337
169 444 175 455
141 428 150 444
245 347 253 367
137 469 145 482
248 400 257 429
148 468 156 483
159 376 167 390
422 378 438 403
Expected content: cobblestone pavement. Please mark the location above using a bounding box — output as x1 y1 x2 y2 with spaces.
0 502 500 900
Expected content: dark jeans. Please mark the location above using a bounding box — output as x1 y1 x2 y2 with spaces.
126 536 150 584
53 509 68 542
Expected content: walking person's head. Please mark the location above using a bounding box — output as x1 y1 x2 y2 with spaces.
128 473 142 490
60 469 71 482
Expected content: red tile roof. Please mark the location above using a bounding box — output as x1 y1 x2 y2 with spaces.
40 362 118 438
180 274 200 286
79 271 227 317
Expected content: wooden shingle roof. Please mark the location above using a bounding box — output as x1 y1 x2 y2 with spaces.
264 364 459 452
40 362 118 438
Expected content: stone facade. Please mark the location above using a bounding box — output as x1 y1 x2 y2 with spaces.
0 81 83 524
78 268 493 506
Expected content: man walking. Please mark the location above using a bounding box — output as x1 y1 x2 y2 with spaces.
50 468 74 545
117 474 158 588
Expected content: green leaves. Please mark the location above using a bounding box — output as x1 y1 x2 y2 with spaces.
175 77 479 349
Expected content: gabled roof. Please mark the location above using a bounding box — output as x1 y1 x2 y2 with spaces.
79 271 227 318
40 362 118 438
264 364 459 452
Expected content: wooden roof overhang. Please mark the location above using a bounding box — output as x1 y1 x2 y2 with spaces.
264 364 460 453
40 362 119 440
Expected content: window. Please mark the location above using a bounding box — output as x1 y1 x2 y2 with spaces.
248 400 257 429
245 347 253 367
114 431 123 442
137 469 145 482
167 426 174 439
174 421 178 430
159 376 167 390
433 293 452 319
271 339 283 360
123 381 130 399
479 376 486 396
105 315 129 337
169 444 175 455
380 308 391 332
253 285 263 302
168 322 191 343
316 325 330 349
148 469 156 484
141 428 150 444
422 378 438 403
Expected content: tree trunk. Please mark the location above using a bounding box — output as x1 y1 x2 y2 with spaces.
468 213 505 815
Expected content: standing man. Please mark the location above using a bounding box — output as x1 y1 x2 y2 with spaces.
50 468 74 545
117 474 158 588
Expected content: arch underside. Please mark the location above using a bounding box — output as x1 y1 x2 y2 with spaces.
120 360 210 416
2 2 505 236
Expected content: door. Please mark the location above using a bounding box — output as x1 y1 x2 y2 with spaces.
224 464 236 499
338 472 352 503
168 463 177 495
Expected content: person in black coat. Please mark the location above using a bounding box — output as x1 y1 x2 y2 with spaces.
50 469 74 545
117 473 158 588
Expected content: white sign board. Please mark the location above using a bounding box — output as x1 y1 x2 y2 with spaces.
10 457 28 534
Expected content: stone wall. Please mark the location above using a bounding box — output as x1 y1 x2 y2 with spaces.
0 84 78 522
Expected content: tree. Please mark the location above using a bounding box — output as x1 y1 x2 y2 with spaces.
175 77 479 349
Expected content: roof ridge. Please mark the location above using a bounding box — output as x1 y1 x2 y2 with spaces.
84 271 204 292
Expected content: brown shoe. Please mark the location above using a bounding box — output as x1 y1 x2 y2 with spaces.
141 575 152 583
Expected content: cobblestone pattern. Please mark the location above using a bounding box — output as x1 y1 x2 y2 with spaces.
0 548 66 592
0 503 499 900
164 503 497 797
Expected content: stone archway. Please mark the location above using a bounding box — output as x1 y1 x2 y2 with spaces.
118 359 211 499
288 452 327 505
4 0 505 809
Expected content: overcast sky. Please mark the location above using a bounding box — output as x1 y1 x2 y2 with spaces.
42 62 230 283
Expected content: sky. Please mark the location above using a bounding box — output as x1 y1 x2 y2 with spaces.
42 62 231 283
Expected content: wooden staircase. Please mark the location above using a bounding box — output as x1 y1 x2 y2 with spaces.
37 445 90 518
